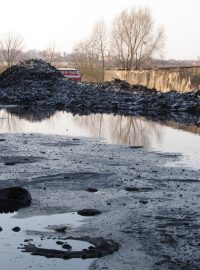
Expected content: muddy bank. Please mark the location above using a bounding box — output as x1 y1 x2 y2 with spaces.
0 133 200 269
0 60 200 126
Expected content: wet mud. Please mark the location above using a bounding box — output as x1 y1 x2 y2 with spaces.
0 133 199 269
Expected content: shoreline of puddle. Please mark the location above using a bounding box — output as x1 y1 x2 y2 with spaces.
0 212 94 270
0 107 200 169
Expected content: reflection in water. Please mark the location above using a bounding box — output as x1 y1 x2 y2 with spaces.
0 107 200 168
0 108 56 133
6 106 55 122
0 109 162 148
0 212 92 270
72 114 162 148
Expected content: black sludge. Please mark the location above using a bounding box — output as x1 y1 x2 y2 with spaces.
0 187 32 213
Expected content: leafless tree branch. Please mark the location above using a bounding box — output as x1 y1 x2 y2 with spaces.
111 8 165 69
0 32 24 67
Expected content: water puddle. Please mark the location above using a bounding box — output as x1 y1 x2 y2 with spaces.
0 107 200 169
0 212 93 270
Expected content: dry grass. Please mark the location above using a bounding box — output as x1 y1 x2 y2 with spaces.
0 66 6 74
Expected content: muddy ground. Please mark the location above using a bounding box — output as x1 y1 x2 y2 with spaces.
0 132 199 270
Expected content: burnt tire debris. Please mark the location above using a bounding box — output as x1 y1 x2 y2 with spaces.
0 187 32 213
77 209 102 216
23 237 119 260
0 60 200 127
0 59 63 87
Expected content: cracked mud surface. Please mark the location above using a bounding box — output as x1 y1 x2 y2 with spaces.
0 133 199 270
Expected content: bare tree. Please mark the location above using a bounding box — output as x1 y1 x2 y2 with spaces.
91 20 108 80
0 32 24 67
44 43 56 64
72 38 102 81
72 20 108 82
111 8 165 69
20 49 41 61
41 43 61 66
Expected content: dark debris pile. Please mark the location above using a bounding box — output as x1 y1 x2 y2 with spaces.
0 60 200 126
0 59 63 87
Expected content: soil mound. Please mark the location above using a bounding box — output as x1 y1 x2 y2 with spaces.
0 59 63 87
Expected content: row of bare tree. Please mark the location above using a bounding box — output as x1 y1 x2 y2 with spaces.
0 7 165 81
0 33 24 68
0 33 60 69
72 7 165 81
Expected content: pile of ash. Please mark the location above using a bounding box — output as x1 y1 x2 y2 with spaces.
0 59 63 87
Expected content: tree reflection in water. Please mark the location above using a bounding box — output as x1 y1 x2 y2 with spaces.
72 114 163 149
0 109 24 133
0 109 162 148
6 106 55 122
0 107 56 133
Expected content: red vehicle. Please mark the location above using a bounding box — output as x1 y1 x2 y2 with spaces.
58 68 81 81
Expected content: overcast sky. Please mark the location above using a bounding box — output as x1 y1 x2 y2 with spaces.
0 0 199 60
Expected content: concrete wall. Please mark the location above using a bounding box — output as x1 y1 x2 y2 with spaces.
104 66 200 92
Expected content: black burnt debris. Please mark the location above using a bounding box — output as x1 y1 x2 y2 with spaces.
12 226 21 232
23 237 119 260
0 59 63 87
77 209 102 216
0 60 200 126
0 187 32 213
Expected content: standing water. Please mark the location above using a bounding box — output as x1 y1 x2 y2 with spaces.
0 212 93 270
0 108 200 169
